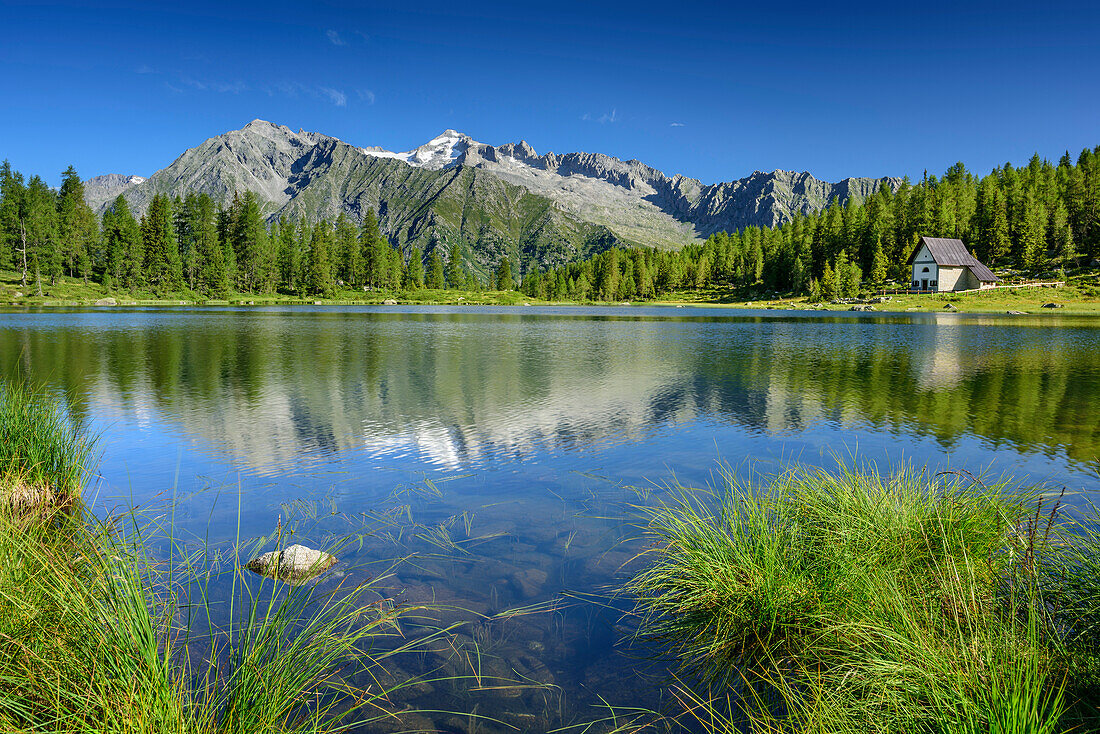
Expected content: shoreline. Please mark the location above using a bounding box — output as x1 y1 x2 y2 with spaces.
3 269 1099 314
3 295 1099 316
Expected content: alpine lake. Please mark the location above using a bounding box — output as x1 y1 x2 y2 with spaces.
2 304 1099 732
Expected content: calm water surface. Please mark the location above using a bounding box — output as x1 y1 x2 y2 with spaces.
2 305 1099 731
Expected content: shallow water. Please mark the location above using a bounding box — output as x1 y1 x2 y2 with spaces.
2 304 1099 731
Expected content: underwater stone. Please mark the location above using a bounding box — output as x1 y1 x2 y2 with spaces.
245 544 336 582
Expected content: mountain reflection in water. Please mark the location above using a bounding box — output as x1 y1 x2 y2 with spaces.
1 307 1097 475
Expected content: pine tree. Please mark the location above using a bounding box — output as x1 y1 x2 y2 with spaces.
0 160 26 274
232 191 266 292
1018 189 1047 271
359 209 390 288
142 194 182 291
1049 201 1075 268
820 260 838 301
335 212 360 286
24 176 60 288
989 190 1011 263
276 217 298 293
869 235 887 284
426 250 445 289
837 251 862 298
57 166 98 283
102 195 142 289
495 258 514 291
193 194 227 296
445 242 465 289
293 220 311 293
307 220 335 296
403 246 424 289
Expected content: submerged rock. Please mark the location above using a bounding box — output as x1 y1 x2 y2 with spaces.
1007 310 1028 315
245 544 336 582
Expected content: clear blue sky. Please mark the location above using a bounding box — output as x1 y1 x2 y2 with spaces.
2 0 1098 186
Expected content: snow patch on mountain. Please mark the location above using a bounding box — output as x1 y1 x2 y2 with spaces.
361 129 479 170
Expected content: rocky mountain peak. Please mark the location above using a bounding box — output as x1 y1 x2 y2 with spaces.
84 120 901 258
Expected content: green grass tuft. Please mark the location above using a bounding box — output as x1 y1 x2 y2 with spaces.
0 380 98 510
626 464 1100 733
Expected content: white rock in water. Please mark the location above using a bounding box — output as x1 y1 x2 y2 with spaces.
246 544 336 581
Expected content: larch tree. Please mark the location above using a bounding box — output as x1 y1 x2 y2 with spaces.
141 194 182 292
57 166 98 283
426 249 445 289
0 160 26 275
307 220 335 296
24 176 60 291
403 246 424 289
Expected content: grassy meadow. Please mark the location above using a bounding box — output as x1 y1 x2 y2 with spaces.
3 266 1099 313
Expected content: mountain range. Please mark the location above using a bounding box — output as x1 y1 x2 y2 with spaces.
85 120 900 273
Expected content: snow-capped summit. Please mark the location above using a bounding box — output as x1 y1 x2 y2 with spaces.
361 129 480 170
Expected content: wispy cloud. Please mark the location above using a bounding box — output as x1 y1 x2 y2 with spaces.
319 86 347 106
179 75 245 93
211 80 246 93
326 29 346 46
583 109 618 124
136 64 157 75
353 30 370 42
356 88 376 104
670 121 685 127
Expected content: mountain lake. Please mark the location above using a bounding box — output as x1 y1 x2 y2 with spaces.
2 304 1098 732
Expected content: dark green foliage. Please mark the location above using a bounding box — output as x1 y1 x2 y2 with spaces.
102 195 142 289
359 209 399 289
192 194 227 296
0 161 26 275
140 194 181 292
1 148 1097 302
403 246 424 289
306 221 334 296
445 241 466 289
24 176 59 288
57 167 98 283
226 191 270 292
276 217 299 294
334 213 360 286
539 147 1100 301
494 258 514 291
425 249 444 289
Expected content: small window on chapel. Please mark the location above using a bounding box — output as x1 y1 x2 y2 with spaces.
921 266 930 273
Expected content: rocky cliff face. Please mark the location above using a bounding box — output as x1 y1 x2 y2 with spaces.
83 174 146 210
450 139 899 246
89 120 900 269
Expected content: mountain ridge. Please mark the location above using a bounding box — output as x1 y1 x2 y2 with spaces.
85 120 900 271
